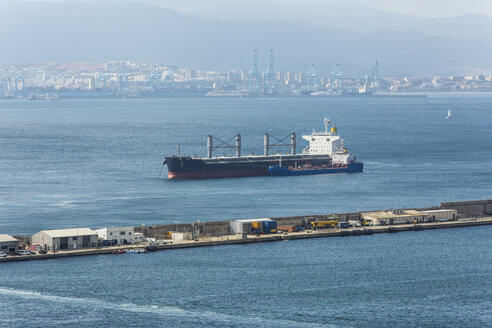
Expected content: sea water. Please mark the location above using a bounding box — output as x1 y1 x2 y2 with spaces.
0 95 491 327
1 94 491 234
0 226 490 327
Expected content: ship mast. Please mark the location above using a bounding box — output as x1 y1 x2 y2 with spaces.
324 118 330 134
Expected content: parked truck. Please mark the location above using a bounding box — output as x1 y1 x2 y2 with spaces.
311 220 338 229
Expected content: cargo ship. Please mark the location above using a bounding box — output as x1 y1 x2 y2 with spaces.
164 119 363 179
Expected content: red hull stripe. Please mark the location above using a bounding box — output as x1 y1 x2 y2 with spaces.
168 169 268 179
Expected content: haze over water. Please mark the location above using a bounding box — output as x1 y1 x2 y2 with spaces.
1 94 492 234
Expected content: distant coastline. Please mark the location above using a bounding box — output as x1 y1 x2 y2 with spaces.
4 90 492 100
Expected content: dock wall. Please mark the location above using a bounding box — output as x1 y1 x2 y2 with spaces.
136 199 491 238
441 199 492 217
137 220 232 238
138 213 363 238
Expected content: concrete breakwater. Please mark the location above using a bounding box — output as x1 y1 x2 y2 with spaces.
1 199 492 263
1 217 491 264
137 199 492 239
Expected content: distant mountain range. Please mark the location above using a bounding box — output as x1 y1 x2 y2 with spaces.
184 1 492 41
1 0 492 76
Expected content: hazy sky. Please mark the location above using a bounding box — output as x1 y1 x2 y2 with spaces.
8 0 492 73
139 0 492 18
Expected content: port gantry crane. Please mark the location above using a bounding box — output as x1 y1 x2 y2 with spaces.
306 64 318 93
149 64 161 89
248 49 260 96
330 64 343 94
263 49 275 95
362 60 380 92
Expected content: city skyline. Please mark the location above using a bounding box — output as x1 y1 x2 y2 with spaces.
3 57 492 100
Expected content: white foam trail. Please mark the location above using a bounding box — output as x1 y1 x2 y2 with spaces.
50 200 81 208
0 287 343 328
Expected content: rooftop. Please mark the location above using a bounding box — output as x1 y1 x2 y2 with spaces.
0 234 18 243
362 209 424 219
94 226 134 231
37 228 97 238
421 209 457 213
236 218 273 223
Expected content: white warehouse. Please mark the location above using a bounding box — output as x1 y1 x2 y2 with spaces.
32 228 98 250
95 226 136 244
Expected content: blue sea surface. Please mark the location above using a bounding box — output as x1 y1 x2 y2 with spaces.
0 95 491 327
0 226 491 327
0 95 491 234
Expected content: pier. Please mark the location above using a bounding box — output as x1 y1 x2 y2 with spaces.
1 216 491 263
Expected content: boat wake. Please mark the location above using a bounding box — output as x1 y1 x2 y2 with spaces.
0 287 341 327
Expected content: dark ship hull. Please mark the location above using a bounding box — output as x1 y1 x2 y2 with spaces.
164 154 334 179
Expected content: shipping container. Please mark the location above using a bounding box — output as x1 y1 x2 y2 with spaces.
338 222 349 229
262 220 277 234
251 221 262 229
277 225 297 233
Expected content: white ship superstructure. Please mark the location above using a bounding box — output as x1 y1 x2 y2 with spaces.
302 118 356 165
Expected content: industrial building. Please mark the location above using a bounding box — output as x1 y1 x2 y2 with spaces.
421 209 458 222
0 234 19 254
32 228 98 250
361 210 427 226
95 226 135 244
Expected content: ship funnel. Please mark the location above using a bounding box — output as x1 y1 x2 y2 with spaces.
291 132 296 155
236 134 241 157
264 133 270 156
331 124 337 135
207 135 213 158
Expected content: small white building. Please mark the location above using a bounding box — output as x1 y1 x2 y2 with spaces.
171 232 192 241
421 209 458 222
230 218 274 234
95 226 135 244
32 228 98 250
133 232 144 243
361 210 427 226
0 234 19 254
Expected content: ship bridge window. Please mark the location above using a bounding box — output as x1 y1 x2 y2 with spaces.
312 138 315 141
326 138 329 141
